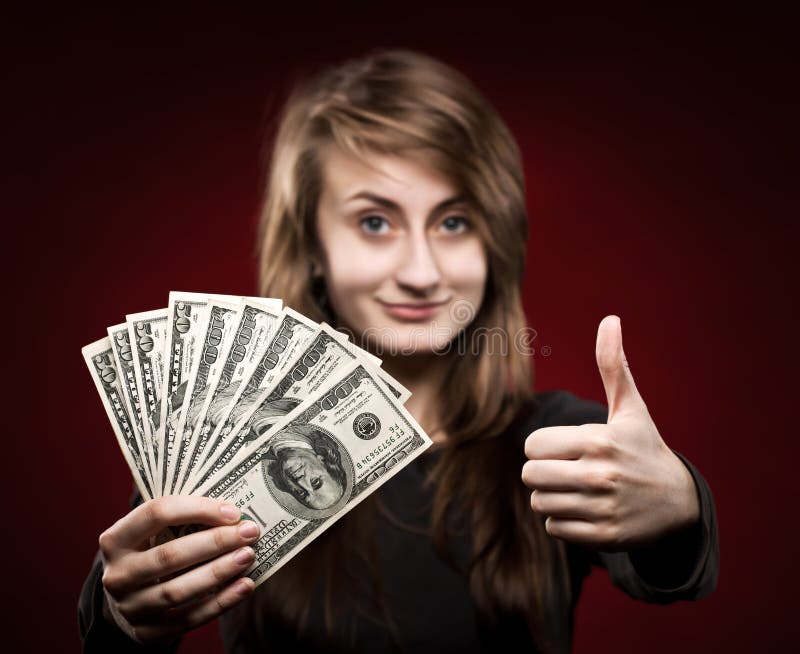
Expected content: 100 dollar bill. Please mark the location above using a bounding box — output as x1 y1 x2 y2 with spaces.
107 323 155 490
188 308 319 488
170 299 241 494
159 293 211 496
82 338 154 500
126 308 169 493
197 359 432 587
187 323 409 493
181 300 281 490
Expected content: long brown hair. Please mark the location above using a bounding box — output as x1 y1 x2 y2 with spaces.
226 49 572 654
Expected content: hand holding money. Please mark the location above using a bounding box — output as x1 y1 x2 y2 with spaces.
98 496 260 645
83 291 431 635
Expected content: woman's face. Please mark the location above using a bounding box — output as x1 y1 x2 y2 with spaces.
315 144 488 355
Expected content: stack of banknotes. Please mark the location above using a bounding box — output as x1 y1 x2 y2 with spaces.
82 292 432 585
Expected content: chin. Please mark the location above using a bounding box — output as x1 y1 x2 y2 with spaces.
357 321 456 357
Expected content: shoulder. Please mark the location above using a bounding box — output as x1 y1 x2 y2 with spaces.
502 390 609 446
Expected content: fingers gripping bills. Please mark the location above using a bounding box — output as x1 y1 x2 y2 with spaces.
82 292 430 587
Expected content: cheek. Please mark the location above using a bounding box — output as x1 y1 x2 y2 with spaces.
323 233 395 295
440 240 488 296
329 253 386 293
318 231 397 334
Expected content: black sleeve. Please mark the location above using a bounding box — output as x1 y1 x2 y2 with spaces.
78 490 182 653
538 390 720 603
597 450 719 603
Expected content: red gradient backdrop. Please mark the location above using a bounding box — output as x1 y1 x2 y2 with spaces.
9 6 796 652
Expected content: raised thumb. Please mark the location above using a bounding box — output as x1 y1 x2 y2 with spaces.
596 315 641 420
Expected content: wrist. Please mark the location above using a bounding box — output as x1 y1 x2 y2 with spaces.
669 448 701 533
101 588 137 642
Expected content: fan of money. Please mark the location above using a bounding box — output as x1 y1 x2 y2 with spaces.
82 292 432 585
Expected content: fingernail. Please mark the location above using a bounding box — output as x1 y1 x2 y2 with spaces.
239 520 259 539
233 547 255 565
220 504 240 521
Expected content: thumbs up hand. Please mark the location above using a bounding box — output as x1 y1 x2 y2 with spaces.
521 316 700 551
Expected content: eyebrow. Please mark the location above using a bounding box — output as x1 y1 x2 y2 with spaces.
345 191 469 213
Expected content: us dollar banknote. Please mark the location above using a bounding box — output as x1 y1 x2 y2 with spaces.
158 293 211 496
180 301 281 491
196 359 432 586
107 323 154 489
126 308 169 495
189 308 319 488
157 293 277 495
187 323 409 493
170 299 241 494
82 337 154 500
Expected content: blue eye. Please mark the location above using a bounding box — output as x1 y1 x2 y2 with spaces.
360 215 390 234
440 215 469 233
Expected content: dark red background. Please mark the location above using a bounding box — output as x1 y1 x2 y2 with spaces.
9 5 796 652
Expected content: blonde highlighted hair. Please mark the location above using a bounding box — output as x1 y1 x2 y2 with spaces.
258 48 531 442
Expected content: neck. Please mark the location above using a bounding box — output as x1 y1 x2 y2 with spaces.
380 351 450 443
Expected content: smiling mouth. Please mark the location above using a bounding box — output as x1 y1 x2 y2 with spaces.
376 298 450 309
376 298 451 322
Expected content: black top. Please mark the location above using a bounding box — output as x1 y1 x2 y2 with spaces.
79 390 720 653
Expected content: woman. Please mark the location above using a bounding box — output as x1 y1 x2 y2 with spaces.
79 49 719 653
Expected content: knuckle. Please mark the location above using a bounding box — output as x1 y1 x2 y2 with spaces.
214 582 248 614
101 567 125 594
100 568 114 590
128 625 144 645
588 433 616 459
544 517 559 538
524 432 536 457
159 580 185 607
214 591 229 614
604 465 622 486
530 490 544 513
145 498 168 524
186 594 228 627
597 496 617 520
155 543 177 570
584 466 618 492
98 528 115 555
211 558 230 583
112 597 135 622
213 527 227 551
600 522 623 549
520 460 535 486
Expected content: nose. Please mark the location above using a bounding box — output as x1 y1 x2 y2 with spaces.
394 231 441 295
293 469 313 494
298 477 313 494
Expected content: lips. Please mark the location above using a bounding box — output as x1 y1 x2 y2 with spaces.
377 299 449 322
